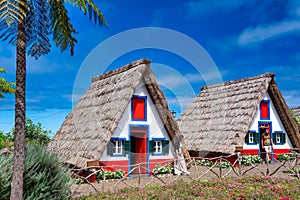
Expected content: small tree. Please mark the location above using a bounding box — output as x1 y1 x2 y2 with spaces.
0 68 15 99
7 118 52 146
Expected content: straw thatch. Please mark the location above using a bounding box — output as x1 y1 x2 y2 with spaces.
291 106 300 133
291 106 300 119
177 73 300 155
47 59 189 168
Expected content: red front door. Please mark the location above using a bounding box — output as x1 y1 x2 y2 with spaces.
130 126 148 174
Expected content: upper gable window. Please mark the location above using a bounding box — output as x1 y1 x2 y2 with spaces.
131 96 147 121
260 100 270 120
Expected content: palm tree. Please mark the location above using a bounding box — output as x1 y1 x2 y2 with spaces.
0 1 107 199
0 67 15 98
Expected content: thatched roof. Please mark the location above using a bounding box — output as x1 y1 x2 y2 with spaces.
47 59 189 168
177 73 300 155
291 106 300 119
291 106 300 133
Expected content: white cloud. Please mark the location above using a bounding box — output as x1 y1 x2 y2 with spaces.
166 95 196 111
282 90 300 108
157 74 187 89
237 20 300 45
184 73 203 83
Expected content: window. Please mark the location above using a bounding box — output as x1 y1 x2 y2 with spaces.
131 96 147 121
107 138 130 156
245 131 259 145
275 133 281 144
113 140 122 155
273 131 286 145
249 132 254 143
260 100 270 120
150 139 169 155
154 140 162 154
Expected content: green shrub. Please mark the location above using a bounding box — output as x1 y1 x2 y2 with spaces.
152 163 174 175
241 155 262 166
97 169 125 180
215 161 232 168
194 159 231 168
195 159 213 167
0 144 72 200
277 154 296 161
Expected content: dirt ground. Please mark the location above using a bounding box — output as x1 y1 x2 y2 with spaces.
70 161 300 199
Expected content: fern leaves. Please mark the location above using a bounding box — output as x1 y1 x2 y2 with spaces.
0 0 29 26
68 0 108 27
26 0 51 59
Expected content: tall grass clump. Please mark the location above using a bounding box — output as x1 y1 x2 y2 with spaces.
0 144 72 200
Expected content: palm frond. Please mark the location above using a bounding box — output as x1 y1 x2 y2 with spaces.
0 19 18 44
67 0 108 27
0 0 29 25
26 0 51 59
49 0 77 55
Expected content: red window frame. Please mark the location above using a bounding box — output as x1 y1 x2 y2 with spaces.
260 100 270 120
131 96 147 121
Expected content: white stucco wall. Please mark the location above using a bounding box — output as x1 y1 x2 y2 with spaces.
100 81 176 161
243 92 293 150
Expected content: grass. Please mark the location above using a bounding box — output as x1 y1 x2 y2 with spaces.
74 176 300 200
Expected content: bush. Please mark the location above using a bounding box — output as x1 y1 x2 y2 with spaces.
194 159 231 168
195 159 213 167
241 155 262 166
215 161 232 168
0 144 72 200
97 169 125 180
277 154 296 161
152 163 174 175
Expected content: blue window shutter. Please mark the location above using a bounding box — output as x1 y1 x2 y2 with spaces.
123 140 130 154
162 140 169 155
281 133 286 144
245 132 249 144
254 132 260 144
107 141 114 156
149 140 155 154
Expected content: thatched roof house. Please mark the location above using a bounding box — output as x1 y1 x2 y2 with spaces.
48 59 189 170
178 73 300 156
291 106 300 133
291 106 300 119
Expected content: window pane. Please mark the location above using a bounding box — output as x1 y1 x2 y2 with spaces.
276 133 280 144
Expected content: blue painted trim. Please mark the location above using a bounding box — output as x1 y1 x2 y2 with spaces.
131 95 147 122
258 121 273 162
260 100 270 120
151 137 166 140
110 137 126 141
152 153 164 156
111 154 126 157
128 124 150 177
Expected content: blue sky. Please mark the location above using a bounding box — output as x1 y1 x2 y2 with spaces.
1 0 300 134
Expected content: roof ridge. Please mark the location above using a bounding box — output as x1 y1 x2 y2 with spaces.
201 72 275 91
92 58 151 82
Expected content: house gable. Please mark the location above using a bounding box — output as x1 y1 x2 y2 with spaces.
100 81 176 162
244 92 294 150
178 72 300 156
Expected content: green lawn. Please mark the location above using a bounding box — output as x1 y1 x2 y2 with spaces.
75 176 300 200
